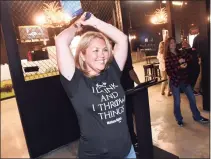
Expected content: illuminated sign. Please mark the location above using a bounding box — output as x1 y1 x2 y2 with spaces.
18 25 49 43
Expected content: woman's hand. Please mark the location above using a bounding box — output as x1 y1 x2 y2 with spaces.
178 58 185 64
178 58 187 69
180 63 187 69
73 13 88 32
198 57 201 65
79 12 99 28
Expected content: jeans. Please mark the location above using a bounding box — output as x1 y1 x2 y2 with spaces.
125 145 136 158
171 82 201 122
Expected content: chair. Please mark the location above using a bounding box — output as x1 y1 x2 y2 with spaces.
153 64 161 81
143 64 154 81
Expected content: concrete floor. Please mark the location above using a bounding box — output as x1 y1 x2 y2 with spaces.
1 61 210 158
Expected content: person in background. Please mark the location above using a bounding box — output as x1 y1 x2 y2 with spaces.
121 41 141 154
180 40 190 49
192 26 206 95
165 37 209 127
55 12 136 158
181 40 200 95
192 26 210 111
157 41 171 96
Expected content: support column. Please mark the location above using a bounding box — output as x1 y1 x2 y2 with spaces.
115 0 123 31
166 1 175 37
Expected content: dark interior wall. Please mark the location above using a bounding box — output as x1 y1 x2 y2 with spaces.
202 0 210 111
206 0 210 38
172 1 207 40
193 0 207 36
1 25 31 64
1 40 44 64
120 1 208 44
1 25 8 64
120 1 165 51
18 44 31 60
20 77 80 158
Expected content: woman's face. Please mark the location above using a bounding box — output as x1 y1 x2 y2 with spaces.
182 41 190 48
169 39 176 50
81 38 110 75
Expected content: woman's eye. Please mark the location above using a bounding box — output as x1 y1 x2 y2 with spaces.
93 50 98 52
103 48 108 52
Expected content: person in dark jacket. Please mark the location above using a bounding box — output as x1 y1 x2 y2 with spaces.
121 41 140 153
192 31 210 111
181 40 200 95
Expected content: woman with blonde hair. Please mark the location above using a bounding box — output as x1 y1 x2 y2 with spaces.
55 12 136 159
157 41 171 96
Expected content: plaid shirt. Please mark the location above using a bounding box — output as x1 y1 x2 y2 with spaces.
165 50 192 87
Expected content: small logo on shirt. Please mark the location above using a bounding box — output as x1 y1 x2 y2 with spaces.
107 117 122 125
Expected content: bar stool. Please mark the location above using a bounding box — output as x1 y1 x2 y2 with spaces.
143 64 154 81
153 64 162 81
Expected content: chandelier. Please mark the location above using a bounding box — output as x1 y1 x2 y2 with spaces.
35 1 71 28
150 7 167 25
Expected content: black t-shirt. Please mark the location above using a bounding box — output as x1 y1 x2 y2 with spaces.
60 59 131 159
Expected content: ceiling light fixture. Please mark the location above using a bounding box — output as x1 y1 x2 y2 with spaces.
150 7 168 25
172 1 184 6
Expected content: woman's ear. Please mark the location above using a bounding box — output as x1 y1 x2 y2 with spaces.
79 52 85 61
111 50 114 55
